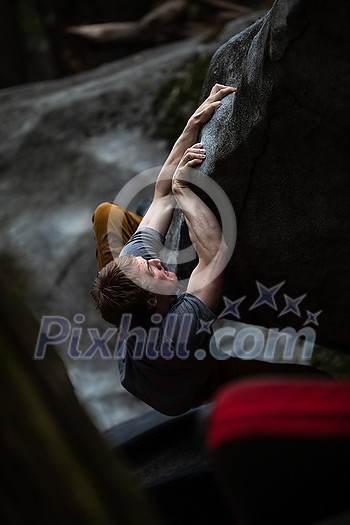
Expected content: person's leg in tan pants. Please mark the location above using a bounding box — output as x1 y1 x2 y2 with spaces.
92 202 142 271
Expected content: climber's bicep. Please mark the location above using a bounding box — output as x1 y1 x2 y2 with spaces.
187 254 226 313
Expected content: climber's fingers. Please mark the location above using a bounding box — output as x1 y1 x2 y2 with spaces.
189 84 236 127
209 84 236 99
178 144 206 169
172 144 206 187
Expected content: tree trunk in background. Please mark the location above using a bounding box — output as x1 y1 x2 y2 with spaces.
0 0 155 88
0 0 56 88
35 0 170 75
0 1 25 87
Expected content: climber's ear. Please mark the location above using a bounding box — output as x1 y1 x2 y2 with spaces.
146 296 157 310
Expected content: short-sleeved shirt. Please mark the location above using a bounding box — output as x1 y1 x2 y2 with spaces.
116 226 221 415
120 226 167 261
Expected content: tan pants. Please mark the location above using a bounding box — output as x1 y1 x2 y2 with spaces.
92 202 142 271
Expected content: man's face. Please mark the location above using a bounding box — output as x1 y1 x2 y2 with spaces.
134 257 178 295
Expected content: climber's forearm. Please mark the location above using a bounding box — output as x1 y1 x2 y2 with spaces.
172 182 223 263
139 125 200 237
153 125 201 200
168 124 200 163
171 142 230 311
172 180 228 312
171 142 221 261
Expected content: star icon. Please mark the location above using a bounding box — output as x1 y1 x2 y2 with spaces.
278 293 307 317
303 310 322 326
219 295 246 319
196 319 214 334
249 281 285 311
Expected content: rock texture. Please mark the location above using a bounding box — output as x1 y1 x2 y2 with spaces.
194 0 350 351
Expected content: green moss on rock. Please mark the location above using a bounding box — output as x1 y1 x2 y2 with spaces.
150 53 212 148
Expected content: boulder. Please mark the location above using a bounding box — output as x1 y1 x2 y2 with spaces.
193 0 350 352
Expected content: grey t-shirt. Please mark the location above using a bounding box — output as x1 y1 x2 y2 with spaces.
120 226 167 262
116 226 219 415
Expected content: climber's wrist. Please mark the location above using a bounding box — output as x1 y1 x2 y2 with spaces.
183 117 201 136
179 121 200 148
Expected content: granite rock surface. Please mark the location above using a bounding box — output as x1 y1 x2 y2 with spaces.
190 0 350 351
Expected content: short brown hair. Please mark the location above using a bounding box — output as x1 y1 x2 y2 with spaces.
91 255 153 326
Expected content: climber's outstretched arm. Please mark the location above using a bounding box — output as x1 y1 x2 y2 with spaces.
139 84 235 237
172 144 230 313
